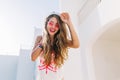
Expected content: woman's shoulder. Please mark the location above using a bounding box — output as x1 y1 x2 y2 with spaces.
36 35 42 41
35 35 43 44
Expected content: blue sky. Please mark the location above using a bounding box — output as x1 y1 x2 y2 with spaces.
0 0 59 55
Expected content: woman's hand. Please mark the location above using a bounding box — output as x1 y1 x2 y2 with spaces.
60 12 71 25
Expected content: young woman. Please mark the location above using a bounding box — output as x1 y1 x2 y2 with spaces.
31 12 80 80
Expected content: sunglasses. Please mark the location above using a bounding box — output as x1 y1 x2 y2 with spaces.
48 21 59 29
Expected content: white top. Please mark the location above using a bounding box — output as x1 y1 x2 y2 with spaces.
37 51 64 80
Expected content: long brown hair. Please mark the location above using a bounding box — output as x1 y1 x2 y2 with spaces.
42 13 69 68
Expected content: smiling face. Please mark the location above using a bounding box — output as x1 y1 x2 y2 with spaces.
46 17 60 37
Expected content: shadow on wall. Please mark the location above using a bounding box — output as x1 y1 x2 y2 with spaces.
87 18 120 80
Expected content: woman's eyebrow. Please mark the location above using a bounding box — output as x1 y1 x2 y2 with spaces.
49 20 58 24
49 20 53 22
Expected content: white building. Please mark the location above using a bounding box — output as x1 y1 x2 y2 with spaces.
0 0 120 80
0 49 35 80
60 0 120 80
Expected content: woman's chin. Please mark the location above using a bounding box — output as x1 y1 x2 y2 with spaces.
48 31 57 36
49 33 55 36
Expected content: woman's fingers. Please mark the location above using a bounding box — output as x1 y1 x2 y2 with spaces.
60 12 69 20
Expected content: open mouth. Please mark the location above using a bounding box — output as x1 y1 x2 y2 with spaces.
50 28 56 33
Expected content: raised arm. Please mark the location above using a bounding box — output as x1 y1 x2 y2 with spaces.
60 12 80 48
31 36 43 61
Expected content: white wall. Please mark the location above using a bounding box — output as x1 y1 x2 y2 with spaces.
98 0 120 26
16 49 35 80
79 7 101 80
84 0 120 80
0 55 18 80
93 40 120 80
59 0 120 80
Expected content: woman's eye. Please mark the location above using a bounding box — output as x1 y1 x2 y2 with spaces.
55 24 59 28
48 22 53 26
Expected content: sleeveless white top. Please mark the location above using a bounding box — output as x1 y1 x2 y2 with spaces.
37 51 64 80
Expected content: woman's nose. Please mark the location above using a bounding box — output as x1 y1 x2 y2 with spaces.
51 24 56 28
